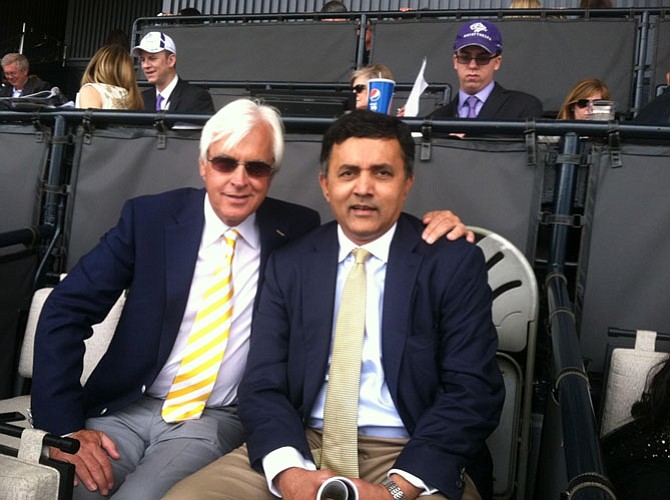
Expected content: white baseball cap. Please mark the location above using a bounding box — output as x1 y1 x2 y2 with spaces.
132 32 177 56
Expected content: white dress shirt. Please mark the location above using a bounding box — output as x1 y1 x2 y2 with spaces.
147 196 260 408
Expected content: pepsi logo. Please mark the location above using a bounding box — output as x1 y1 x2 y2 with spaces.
369 88 382 102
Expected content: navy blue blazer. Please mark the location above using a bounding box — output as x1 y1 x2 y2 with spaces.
429 82 543 120
142 78 214 114
239 214 505 499
32 188 319 436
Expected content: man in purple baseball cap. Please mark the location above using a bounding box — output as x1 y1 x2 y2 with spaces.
430 19 543 122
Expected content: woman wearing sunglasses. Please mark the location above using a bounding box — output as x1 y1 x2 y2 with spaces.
350 63 394 110
557 78 612 120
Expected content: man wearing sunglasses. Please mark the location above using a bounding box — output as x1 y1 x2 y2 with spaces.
32 98 472 499
429 20 543 122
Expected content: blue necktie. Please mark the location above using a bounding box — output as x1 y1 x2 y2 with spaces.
156 93 164 111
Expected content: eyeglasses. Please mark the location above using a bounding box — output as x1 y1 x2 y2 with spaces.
207 155 274 178
352 84 366 94
454 53 499 66
573 99 598 109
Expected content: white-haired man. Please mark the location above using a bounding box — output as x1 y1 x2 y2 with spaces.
31 98 470 499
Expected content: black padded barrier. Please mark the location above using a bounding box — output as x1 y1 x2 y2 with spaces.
576 142 670 375
136 21 359 84
65 125 204 269
404 137 545 260
371 18 637 116
651 18 670 96
64 126 544 271
0 124 51 239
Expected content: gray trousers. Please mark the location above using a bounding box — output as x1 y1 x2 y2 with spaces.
72 396 243 500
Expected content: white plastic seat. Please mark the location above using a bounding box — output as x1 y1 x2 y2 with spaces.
0 284 123 447
470 227 539 500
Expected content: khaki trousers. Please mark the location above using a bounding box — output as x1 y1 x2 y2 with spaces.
164 429 481 500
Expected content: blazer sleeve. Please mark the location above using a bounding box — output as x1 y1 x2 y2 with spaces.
238 251 315 472
31 199 140 435
393 243 505 498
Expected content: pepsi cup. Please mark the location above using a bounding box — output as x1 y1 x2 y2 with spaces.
367 78 395 114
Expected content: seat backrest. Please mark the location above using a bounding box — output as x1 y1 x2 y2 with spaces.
18 286 124 385
470 226 539 353
470 226 539 500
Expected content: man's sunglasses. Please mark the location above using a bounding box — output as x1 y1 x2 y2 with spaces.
207 155 274 178
454 53 499 66
352 84 366 94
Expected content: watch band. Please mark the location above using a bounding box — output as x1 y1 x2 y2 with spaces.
381 477 407 500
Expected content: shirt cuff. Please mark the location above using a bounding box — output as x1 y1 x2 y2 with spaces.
388 468 438 496
262 446 317 497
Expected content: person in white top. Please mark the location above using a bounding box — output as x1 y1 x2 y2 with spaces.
77 44 143 110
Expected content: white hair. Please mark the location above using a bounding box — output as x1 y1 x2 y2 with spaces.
199 98 284 169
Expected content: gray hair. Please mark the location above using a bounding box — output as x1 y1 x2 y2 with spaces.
1 53 29 71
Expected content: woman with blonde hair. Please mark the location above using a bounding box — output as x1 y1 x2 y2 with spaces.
77 44 143 110
557 78 612 120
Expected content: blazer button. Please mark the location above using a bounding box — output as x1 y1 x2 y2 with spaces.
141 385 146 393
100 408 108 415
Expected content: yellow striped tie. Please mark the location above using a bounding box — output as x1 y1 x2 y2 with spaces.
320 248 370 477
162 229 238 423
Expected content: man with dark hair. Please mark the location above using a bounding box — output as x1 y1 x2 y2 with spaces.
165 110 504 500
429 20 542 120
132 31 214 113
0 53 50 98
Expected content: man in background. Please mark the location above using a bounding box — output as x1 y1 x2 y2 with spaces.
430 20 543 120
0 53 50 98
132 31 214 114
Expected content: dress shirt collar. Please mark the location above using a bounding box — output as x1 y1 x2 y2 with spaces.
336 223 397 265
203 195 259 250
157 74 179 105
459 80 495 112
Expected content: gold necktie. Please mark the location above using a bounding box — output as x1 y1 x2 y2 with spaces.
321 248 370 477
162 229 238 422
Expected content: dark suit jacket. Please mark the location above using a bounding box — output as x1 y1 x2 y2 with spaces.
633 88 670 124
0 75 51 97
429 82 543 120
239 214 505 499
142 77 215 114
32 188 319 436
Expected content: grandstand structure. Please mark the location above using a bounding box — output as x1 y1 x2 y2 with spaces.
2 2 670 499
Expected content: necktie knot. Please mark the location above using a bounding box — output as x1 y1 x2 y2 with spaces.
352 248 370 265
156 93 164 111
466 95 479 118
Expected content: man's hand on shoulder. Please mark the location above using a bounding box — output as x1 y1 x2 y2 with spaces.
275 467 336 500
50 429 119 495
421 210 475 244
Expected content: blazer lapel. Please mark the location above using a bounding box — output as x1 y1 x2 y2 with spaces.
302 224 339 409
381 216 422 399
161 189 206 358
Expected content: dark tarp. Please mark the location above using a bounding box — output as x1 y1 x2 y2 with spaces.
576 142 670 374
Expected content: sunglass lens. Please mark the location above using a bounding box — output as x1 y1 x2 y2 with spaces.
210 157 237 173
576 99 590 108
246 162 273 178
